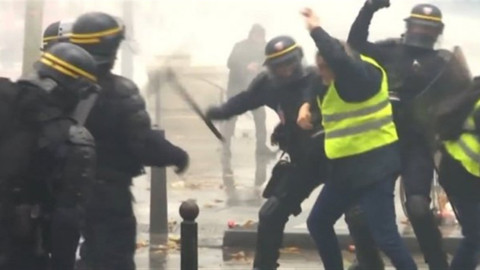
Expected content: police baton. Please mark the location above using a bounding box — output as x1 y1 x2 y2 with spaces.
165 68 225 142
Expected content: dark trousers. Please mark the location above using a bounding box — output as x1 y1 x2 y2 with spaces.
354 137 448 269
439 154 480 270
449 196 480 270
400 139 448 268
82 180 136 270
307 176 417 270
50 207 82 270
0 204 49 270
253 151 325 269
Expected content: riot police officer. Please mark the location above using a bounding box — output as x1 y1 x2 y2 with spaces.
347 1 453 269
42 19 74 50
69 12 189 270
0 42 99 270
206 35 373 270
40 20 98 270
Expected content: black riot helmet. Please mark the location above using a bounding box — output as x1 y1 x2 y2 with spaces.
264 35 304 86
22 43 100 111
403 4 444 49
69 12 125 67
42 19 74 51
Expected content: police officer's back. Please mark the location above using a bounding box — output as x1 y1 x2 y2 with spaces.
0 42 99 270
69 12 188 270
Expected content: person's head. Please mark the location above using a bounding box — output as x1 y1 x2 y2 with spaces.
402 4 444 50
42 19 74 51
69 12 125 69
264 35 304 86
248 24 266 44
315 40 357 85
21 42 99 112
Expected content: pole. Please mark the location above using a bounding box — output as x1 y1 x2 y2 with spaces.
180 200 199 270
149 69 168 245
22 0 44 75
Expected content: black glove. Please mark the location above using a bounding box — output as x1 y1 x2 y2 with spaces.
174 150 189 174
271 123 285 146
271 123 290 151
366 0 390 11
205 106 229 120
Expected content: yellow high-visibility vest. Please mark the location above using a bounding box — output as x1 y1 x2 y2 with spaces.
444 99 480 177
317 55 398 159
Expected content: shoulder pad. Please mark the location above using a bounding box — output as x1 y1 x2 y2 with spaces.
374 38 401 47
111 75 140 97
69 125 95 146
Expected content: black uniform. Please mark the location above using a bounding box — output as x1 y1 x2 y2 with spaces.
36 103 97 270
0 80 51 270
69 12 189 270
347 2 449 269
0 42 99 270
81 68 188 270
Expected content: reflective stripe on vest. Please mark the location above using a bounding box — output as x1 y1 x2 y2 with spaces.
444 99 480 177
318 55 398 159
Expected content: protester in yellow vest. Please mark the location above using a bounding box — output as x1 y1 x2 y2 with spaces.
296 7 417 270
439 79 480 269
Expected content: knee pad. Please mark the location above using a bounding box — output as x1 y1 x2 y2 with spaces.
406 195 431 221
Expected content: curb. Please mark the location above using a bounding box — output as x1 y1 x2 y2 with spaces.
223 227 462 254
